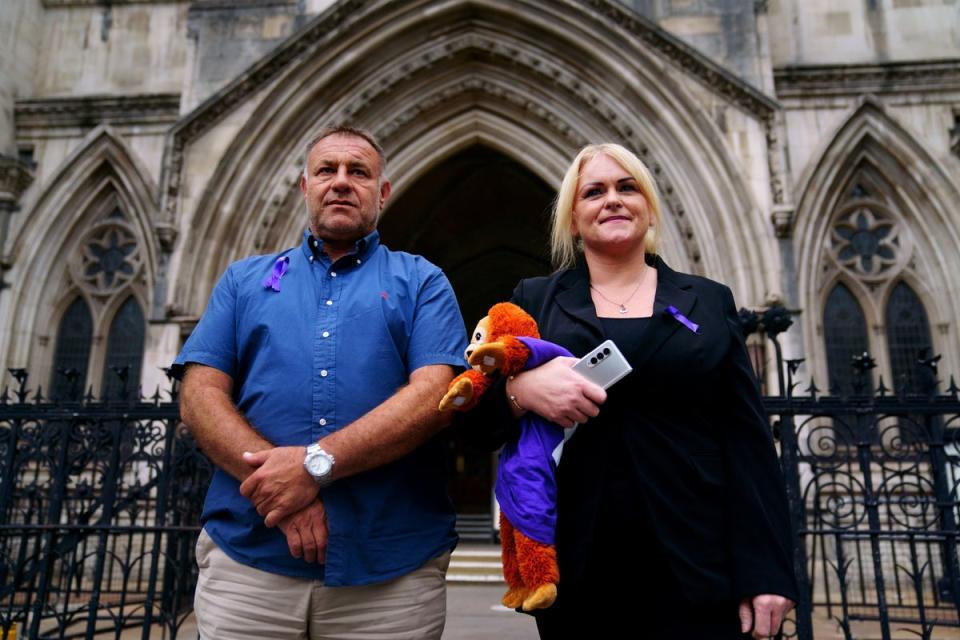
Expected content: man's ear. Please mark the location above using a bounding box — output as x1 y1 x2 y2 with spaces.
379 179 392 208
299 173 307 195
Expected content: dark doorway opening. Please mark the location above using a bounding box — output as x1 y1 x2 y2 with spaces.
380 145 555 515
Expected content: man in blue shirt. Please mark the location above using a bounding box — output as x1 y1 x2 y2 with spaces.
175 125 466 638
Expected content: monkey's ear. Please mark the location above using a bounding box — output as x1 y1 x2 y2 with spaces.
470 316 490 344
487 302 540 340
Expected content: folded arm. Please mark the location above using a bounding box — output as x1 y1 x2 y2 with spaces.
180 364 327 562
240 364 456 526
180 364 273 480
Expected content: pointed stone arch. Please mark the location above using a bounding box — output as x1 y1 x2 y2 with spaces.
794 98 960 378
1 125 159 379
167 0 779 317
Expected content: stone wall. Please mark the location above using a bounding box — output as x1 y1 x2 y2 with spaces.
184 0 323 110
767 0 959 66
639 0 768 90
0 0 42 155
34 3 188 97
0 0 958 394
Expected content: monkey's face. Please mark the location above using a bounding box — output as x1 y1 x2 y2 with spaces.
464 316 491 365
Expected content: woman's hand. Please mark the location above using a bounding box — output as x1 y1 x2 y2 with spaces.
506 356 606 427
738 594 794 639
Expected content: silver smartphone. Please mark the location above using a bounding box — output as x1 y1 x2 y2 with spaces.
570 339 632 389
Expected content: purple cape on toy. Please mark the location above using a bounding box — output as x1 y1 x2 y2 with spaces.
495 336 572 546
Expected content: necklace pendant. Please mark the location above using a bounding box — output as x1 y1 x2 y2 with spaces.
618 304 628 314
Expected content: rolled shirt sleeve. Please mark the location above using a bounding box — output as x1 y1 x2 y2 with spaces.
406 263 468 372
170 266 239 380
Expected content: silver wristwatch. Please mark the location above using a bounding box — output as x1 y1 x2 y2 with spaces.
303 443 335 487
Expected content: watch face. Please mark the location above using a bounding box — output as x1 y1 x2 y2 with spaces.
306 450 332 477
313 454 332 476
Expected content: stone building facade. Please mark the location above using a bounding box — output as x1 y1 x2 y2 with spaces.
1 0 958 509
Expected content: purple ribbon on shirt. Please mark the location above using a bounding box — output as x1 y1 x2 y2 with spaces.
665 305 699 334
262 256 289 292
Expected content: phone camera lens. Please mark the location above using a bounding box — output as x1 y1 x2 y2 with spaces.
597 352 605 360
590 357 597 365
603 348 611 355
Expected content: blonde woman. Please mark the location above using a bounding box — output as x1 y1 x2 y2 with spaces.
465 144 797 638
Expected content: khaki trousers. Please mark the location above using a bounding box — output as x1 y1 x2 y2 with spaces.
194 529 450 640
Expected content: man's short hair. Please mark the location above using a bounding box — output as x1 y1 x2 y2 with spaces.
303 125 387 177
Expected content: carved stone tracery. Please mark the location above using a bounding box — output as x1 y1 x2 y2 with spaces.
160 0 780 228
821 181 913 297
829 202 903 280
223 23 715 273
0 156 35 205
72 222 143 296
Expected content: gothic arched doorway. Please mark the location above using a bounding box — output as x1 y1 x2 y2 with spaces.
380 145 555 515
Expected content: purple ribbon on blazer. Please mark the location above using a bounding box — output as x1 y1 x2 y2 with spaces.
665 305 699 334
262 256 290 292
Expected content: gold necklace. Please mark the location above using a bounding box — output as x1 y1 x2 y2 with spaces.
590 267 648 314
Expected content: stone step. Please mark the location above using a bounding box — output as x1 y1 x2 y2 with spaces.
455 515 497 544
448 544 503 584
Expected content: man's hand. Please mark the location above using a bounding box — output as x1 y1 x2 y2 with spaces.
738 594 794 639
239 446 319 527
277 499 328 564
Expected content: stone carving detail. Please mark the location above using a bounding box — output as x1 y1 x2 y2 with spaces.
15 94 181 129
70 217 144 296
765 111 796 235
829 202 905 281
375 77 587 148
771 205 794 238
774 60 960 98
765 116 785 205
0 155 35 204
355 55 695 266
950 109 960 158
43 0 179 5
155 223 179 253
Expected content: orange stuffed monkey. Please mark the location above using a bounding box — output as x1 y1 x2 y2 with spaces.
441 302 569 611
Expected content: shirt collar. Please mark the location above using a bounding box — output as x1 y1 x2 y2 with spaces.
300 228 381 264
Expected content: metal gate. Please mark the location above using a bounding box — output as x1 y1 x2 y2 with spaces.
0 372 210 639
1 307 959 639
751 307 960 640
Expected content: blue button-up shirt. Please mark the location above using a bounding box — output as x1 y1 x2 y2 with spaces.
173 229 466 585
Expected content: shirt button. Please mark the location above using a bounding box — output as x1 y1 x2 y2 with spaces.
326 300 333 306
308 256 314 263
322 331 330 338
330 271 337 277
356 259 362 264
320 370 328 377
319 418 327 426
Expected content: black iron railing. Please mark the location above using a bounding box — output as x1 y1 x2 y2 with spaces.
0 371 210 640
0 310 958 639
744 307 960 640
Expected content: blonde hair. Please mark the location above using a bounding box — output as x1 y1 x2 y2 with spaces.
550 143 662 270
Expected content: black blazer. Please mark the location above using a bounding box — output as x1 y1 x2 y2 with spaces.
463 256 798 606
